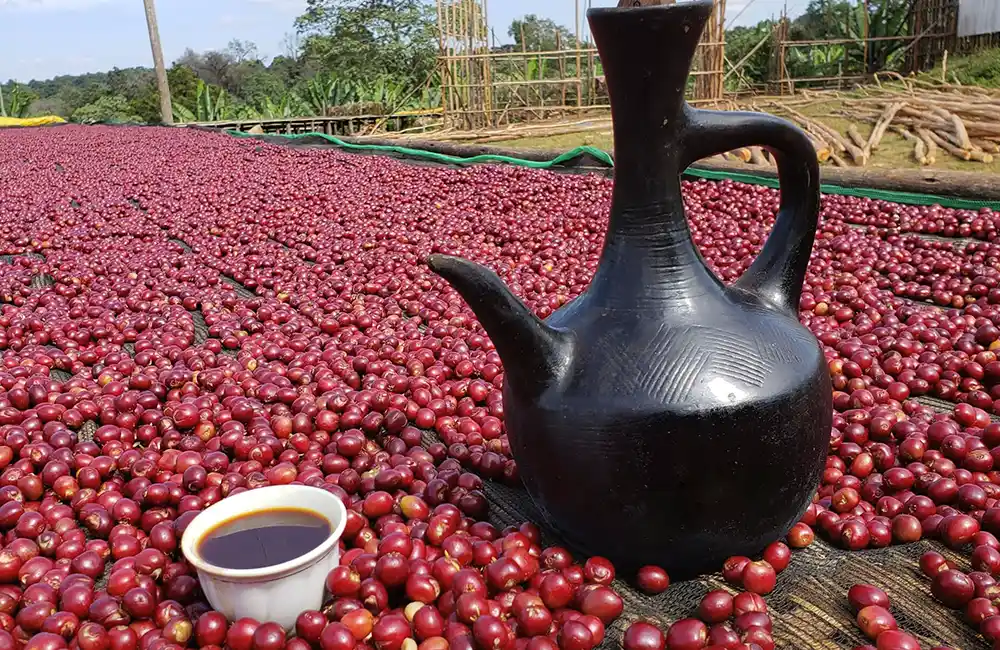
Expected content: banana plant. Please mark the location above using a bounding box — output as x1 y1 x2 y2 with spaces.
840 0 913 73
357 77 407 110
302 74 359 116
0 84 34 118
172 80 234 122
172 102 197 123
258 93 306 119
524 58 549 82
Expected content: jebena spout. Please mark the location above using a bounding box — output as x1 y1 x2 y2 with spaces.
426 254 571 394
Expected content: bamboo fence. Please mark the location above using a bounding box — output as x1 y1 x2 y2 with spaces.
768 0 987 95
435 0 728 130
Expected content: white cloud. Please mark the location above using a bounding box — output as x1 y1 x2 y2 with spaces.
0 0 118 11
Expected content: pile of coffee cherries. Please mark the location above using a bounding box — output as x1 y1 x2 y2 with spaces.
1 126 1000 650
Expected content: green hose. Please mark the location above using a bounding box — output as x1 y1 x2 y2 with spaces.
225 129 1000 211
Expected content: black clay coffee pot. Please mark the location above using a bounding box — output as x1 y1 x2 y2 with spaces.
428 0 831 578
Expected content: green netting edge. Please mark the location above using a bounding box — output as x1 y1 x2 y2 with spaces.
224 129 614 168
685 166 1000 211
225 129 1000 211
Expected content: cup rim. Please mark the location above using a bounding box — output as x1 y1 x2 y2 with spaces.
180 484 348 580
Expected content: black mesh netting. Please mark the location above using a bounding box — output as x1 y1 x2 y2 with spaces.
222 275 256 299
78 420 97 444
171 238 194 253
192 310 209 346
29 273 55 289
482 480 985 650
49 368 73 382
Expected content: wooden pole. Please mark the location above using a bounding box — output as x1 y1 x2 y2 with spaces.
436 0 448 126
862 0 870 75
142 0 173 125
557 31 566 107
575 0 582 109
482 0 492 127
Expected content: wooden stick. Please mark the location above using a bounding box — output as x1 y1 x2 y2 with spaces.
895 128 929 166
973 138 1000 154
969 150 994 163
838 134 868 166
829 152 848 167
847 124 868 152
805 133 832 162
939 130 965 150
926 129 972 161
749 147 769 165
775 104 848 151
915 128 939 165
951 113 973 151
866 102 904 152
731 148 752 163
845 124 870 165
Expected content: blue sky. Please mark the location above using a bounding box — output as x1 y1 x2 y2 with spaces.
0 0 810 83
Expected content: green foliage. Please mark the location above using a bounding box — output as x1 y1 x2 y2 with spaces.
0 0 946 126
788 0 914 76
792 0 852 39
726 0 916 88
27 97 69 119
724 22 776 91
930 48 1000 87
239 66 288 107
71 95 142 124
296 0 437 89
269 55 306 88
258 93 307 119
173 80 234 122
167 65 201 108
0 83 37 118
301 73 360 115
508 15 574 52
107 67 155 99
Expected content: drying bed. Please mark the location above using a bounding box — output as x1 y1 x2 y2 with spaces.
2 125 1000 650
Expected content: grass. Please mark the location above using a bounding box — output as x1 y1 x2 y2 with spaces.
931 48 1000 88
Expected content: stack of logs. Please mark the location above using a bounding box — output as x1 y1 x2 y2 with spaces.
714 86 1000 168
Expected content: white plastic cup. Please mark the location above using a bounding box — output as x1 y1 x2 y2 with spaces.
180 485 348 630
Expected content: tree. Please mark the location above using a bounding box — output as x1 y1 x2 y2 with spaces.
176 48 236 89
239 65 288 107
295 0 437 87
71 95 142 124
281 32 302 60
27 97 70 118
508 15 574 52
128 82 163 123
789 0 916 74
725 21 776 90
167 64 201 108
791 0 853 39
269 55 305 88
108 67 155 101
226 39 260 64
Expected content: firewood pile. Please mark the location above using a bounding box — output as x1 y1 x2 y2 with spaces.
718 81 1000 169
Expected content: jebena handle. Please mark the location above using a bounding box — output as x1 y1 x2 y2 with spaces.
678 106 821 315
